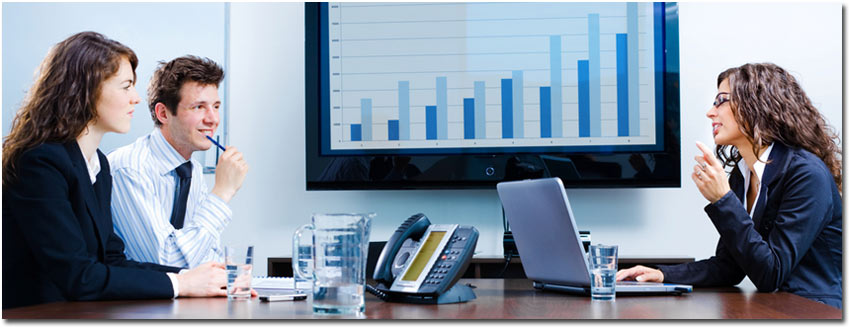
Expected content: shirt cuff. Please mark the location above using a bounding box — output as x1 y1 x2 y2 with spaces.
167 272 180 299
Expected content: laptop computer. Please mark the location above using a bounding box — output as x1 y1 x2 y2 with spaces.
496 177 692 295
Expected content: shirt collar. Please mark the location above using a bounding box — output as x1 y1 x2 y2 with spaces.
79 147 101 184
737 142 775 185
150 127 192 176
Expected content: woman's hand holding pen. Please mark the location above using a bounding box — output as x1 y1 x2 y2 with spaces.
693 141 730 203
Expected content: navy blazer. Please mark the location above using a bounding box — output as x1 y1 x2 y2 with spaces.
2 141 181 309
659 143 842 309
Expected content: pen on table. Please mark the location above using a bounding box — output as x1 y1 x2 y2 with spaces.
206 135 226 151
261 294 308 302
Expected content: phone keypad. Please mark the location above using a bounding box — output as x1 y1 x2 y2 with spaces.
422 230 475 290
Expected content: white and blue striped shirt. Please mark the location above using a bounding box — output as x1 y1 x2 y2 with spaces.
109 128 231 269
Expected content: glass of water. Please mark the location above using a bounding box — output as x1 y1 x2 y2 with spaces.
588 244 618 301
225 245 254 301
292 228 313 292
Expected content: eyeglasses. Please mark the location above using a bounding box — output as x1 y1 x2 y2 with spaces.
713 92 730 107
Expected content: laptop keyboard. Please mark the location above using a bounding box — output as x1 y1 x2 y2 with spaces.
616 281 665 286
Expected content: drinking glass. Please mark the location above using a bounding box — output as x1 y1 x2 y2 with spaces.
588 244 618 301
225 245 254 301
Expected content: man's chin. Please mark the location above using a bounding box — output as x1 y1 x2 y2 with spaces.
194 141 213 152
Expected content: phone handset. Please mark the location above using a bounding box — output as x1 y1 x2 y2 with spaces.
373 213 431 285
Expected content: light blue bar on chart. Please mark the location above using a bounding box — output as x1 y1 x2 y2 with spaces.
588 13 601 137
627 2 640 136
512 70 523 138
549 35 563 138
473 81 486 139
436 77 448 140
360 98 372 141
398 81 410 140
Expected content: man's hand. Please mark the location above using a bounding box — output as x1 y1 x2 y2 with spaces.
175 261 228 297
616 265 664 283
211 147 249 203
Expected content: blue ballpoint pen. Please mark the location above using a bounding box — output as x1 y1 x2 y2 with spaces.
206 135 226 151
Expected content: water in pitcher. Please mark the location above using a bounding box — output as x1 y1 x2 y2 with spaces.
311 228 368 314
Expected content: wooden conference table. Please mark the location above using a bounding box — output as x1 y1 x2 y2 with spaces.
3 279 841 319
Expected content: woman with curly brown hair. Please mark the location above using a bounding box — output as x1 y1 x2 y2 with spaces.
2 32 231 309
618 63 842 309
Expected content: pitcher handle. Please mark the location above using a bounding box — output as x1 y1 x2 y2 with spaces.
292 223 314 280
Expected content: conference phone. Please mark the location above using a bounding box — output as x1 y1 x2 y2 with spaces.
367 213 479 304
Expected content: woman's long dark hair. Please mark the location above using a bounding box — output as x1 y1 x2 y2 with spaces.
2 31 137 185
716 63 841 190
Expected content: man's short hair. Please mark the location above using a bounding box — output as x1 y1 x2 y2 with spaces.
147 55 224 126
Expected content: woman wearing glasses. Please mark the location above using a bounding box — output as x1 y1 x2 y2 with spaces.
617 63 842 309
2 32 230 309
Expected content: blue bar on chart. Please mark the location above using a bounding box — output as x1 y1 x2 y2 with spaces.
463 98 475 139
388 120 399 141
512 70 524 138
360 98 372 141
540 87 551 138
351 124 362 141
616 33 629 137
578 60 590 137
398 81 410 140
627 2 640 136
587 13 601 137
426 106 437 140
436 77 448 140
473 81 486 139
501 78 513 138
549 35 563 138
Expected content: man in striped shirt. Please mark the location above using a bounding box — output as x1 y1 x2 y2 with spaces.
109 56 249 268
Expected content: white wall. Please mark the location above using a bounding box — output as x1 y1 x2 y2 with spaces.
2 3 841 277
224 2 842 276
1 2 227 161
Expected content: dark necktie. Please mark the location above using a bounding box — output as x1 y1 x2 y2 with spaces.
170 161 192 230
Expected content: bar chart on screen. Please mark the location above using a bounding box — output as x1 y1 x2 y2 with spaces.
326 2 658 151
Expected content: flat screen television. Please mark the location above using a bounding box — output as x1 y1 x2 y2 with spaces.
306 2 680 190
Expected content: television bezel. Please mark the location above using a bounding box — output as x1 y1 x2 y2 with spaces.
305 2 681 190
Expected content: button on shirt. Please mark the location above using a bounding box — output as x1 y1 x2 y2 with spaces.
108 128 232 269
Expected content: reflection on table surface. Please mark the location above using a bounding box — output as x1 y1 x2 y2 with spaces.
3 279 841 319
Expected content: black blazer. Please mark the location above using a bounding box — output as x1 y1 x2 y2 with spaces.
659 143 842 309
2 141 181 309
